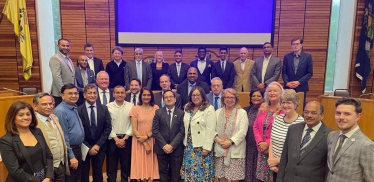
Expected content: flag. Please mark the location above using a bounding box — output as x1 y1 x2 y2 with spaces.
2 0 33 81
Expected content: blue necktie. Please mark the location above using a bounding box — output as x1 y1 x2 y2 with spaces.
89 105 96 138
300 128 313 155
214 96 219 110
136 61 142 81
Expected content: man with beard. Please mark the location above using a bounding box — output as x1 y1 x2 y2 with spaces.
49 38 75 106
75 55 95 106
251 42 281 90
190 47 214 86
125 78 142 106
211 47 235 89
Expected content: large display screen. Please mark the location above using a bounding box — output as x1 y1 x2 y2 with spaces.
116 0 275 46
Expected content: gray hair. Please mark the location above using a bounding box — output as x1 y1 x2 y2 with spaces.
33 92 53 105
281 89 300 110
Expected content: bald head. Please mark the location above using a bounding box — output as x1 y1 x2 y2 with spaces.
78 55 88 69
187 67 198 83
303 101 324 128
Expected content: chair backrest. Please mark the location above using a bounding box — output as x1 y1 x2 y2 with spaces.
21 86 37 95
334 89 350 97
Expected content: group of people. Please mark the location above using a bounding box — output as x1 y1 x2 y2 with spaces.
48 36 312 107
0 36 373 182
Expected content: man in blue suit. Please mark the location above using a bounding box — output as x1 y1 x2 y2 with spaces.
212 47 235 89
75 55 95 106
190 47 214 86
282 37 313 106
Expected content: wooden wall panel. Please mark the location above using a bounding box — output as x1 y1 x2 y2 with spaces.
0 0 41 93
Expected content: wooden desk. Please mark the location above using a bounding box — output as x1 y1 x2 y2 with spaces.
318 95 374 139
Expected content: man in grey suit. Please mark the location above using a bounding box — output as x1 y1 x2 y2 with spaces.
124 48 152 90
152 90 185 182
326 98 374 182
206 77 224 110
154 74 182 109
49 38 75 106
75 55 95 106
251 42 281 90
277 101 332 182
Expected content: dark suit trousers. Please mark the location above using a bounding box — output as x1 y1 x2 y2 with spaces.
81 149 106 182
54 96 63 107
157 153 183 182
66 147 83 182
53 162 66 182
106 137 132 182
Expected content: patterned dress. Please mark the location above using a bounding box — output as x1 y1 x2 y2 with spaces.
181 112 214 182
255 111 274 182
245 106 261 182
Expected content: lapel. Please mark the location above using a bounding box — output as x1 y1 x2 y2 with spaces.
36 117 52 149
234 61 243 74
245 59 252 71
294 123 304 160
329 131 340 165
96 104 103 131
333 129 361 164
13 134 33 171
155 92 162 106
265 57 274 77
32 128 47 166
80 105 91 135
217 61 224 75
58 53 73 72
296 52 305 74
141 60 147 79
170 109 180 130
75 67 83 86
299 123 326 162
287 53 296 76
191 109 204 122
50 114 66 145
162 108 171 130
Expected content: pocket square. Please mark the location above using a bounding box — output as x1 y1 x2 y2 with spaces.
174 115 177 118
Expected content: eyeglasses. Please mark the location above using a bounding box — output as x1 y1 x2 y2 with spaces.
191 94 201 98
63 92 78 96
224 97 236 100
164 96 174 99
211 84 222 88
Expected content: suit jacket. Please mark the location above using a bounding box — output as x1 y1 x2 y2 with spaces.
0 128 53 182
154 91 182 109
282 51 313 92
326 129 374 182
75 66 95 93
49 52 75 96
125 60 152 89
211 60 235 88
36 114 70 175
77 102 112 151
182 105 216 151
87 57 104 77
96 88 114 105
152 107 185 157
277 122 332 182
251 56 281 89
167 62 190 88
190 59 214 86
176 80 210 108
233 59 255 92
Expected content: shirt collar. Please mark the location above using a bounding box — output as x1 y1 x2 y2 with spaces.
188 81 196 86
98 87 109 93
85 101 97 108
214 92 223 97
240 59 247 63
303 121 322 132
62 100 77 110
79 66 87 71
166 106 175 113
264 55 272 60
35 112 50 123
340 126 360 138
198 58 206 62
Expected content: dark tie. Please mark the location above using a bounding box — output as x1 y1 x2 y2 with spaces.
89 105 96 138
299 128 313 155
333 135 347 161
221 61 225 73
133 95 136 105
102 91 107 105
167 109 172 128
214 96 219 110
46 117 53 129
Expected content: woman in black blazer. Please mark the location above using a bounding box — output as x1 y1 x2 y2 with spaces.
150 50 169 90
0 101 53 182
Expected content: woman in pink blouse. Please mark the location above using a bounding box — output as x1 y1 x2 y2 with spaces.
253 82 283 182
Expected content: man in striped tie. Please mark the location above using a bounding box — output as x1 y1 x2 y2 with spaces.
277 101 332 182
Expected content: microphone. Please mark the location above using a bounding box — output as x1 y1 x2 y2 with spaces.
2 87 28 95
359 93 373 98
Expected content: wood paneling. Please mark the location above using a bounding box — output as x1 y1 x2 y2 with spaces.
0 0 41 92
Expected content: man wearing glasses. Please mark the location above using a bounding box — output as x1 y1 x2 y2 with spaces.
53 84 85 182
251 42 281 90
34 92 69 182
206 77 224 110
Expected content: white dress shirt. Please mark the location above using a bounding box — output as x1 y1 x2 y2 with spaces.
197 59 206 74
98 87 110 104
87 57 95 75
301 121 322 147
261 55 271 83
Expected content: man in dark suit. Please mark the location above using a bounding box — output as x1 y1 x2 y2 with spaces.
190 47 214 86
77 84 112 182
125 78 141 105
277 101 332 182
125 48 152 90
252 42 281 90
282 37 313 105
75 55 95 106
326 98 374 182
49 38 75 106
96 71 114 105
211 47 235 89
177 67 210 108
84 43 104 77
167 50 190 89
152 90 185 182
206 77 224 110
154 74 182 109
106 46 126 89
